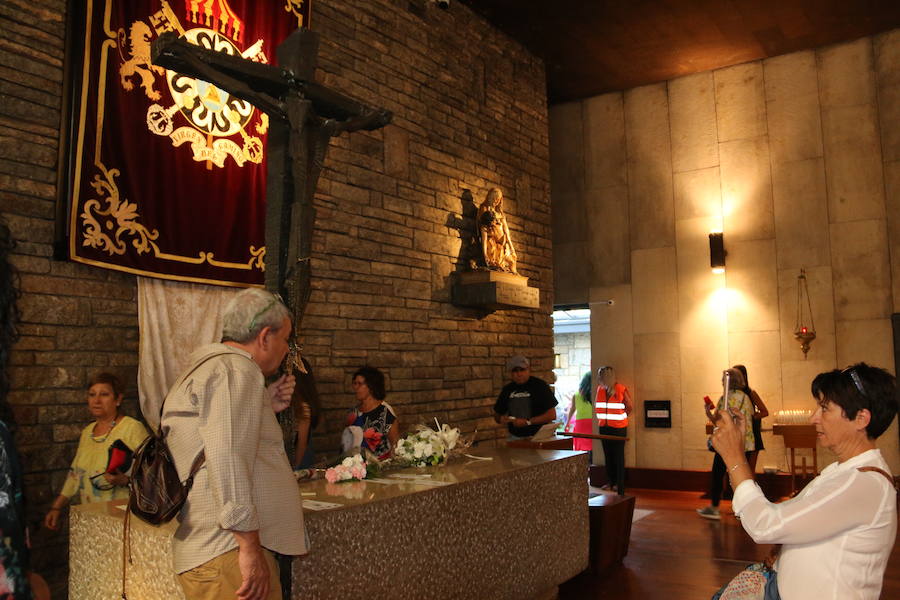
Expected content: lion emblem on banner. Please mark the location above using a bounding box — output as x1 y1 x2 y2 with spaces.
118 21 164 101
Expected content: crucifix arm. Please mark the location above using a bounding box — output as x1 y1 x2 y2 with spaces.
290 79 392 128
322 110 393 136
151 32 288 119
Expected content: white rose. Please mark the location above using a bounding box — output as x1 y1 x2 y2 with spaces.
413 442 425 458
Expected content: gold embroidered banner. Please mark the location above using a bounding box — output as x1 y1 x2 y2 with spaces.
65 0 311 286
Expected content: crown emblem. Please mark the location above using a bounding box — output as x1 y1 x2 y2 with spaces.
184 0 243 43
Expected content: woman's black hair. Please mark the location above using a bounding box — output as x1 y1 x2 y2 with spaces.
733 364 751 394
811 362 898 439
578 372 592 404
0 220 20 430
353 366 386 401
294 357 321 428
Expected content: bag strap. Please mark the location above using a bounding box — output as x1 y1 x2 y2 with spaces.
762 466 898 573
857 466 898 489
857 466 899 510
157 350 239 425
123 352 233 598
184 448 206 491
158 351 236 481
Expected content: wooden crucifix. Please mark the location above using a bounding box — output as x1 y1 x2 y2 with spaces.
151 28 392 364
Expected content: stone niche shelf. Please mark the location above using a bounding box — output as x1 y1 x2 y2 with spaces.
451 270 540 310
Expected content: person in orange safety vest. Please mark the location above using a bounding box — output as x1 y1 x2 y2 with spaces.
595 366 632 494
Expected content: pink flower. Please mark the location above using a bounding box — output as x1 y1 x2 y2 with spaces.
325 468 339 483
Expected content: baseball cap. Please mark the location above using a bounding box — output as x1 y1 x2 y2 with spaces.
507 355 530 370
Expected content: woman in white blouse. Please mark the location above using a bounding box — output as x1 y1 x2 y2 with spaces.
711 363 897 600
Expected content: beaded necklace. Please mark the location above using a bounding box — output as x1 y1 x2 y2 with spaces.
91 416 118 443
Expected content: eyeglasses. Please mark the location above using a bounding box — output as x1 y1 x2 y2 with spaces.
247 292 284 333
842 366 867 398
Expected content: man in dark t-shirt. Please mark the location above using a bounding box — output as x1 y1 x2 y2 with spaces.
493 355 557 438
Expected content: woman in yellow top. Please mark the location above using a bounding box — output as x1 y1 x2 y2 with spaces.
43 373 148 530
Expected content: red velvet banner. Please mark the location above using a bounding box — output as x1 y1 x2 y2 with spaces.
66 0 311 286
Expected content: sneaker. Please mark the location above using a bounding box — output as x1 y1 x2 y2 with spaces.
696 506 720 520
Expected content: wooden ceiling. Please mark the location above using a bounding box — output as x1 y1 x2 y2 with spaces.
460 0 900 104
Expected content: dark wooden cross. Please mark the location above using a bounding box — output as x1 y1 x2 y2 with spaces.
151 28 392 337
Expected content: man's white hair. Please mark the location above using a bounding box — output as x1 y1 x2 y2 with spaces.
221 288 290 344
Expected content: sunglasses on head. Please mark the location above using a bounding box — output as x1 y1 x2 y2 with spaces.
841 366 867 398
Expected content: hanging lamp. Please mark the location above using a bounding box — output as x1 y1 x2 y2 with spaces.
794 269 816 358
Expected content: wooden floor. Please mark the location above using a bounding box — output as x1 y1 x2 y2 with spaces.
559 489 900 599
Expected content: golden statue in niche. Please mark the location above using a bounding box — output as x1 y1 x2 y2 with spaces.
477 188 518 274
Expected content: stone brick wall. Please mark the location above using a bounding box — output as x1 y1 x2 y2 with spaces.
0 0 552 595
1 0 142 594
307 1 553 448
553 331 591 398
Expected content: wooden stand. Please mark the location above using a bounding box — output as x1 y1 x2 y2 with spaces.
587 493 636 574
561 432 629 494
773 423 818 495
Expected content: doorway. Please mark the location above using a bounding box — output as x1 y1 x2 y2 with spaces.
552 304 591 429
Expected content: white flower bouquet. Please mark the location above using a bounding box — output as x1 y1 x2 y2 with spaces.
324 453 367 483
393 420 462 467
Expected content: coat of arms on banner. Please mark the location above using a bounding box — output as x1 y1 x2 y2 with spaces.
65 1 311 286
125 2 268 168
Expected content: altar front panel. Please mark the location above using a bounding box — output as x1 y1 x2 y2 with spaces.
294 448 589 599
69 448 589 599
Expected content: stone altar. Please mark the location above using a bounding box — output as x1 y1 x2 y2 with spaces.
69 448 588 599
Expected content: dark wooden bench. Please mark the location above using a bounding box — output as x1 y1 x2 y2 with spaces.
587 493 636 574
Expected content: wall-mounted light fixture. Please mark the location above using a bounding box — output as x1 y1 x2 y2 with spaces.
708 231 726 274
794 268 816 358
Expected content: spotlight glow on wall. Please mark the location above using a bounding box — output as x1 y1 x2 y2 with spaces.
708 231 726 274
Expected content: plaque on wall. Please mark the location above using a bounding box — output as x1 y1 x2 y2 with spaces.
644 400 671 428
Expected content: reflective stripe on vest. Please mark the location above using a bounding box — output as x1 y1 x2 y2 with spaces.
596 384 628 428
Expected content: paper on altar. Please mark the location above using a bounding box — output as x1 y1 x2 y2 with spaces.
302 499 343 511
530 422 560 441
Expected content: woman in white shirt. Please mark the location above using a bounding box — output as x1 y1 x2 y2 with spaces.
711 363 897 600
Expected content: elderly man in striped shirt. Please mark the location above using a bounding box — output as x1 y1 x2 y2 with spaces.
163 288 307 600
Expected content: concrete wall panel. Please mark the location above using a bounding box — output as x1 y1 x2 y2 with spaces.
631 247 679 334
625 84 676 250
726 239 779 332
674 167 721 221
583 93 626 190
764 52 823 164
720 136 774 241
821 103 885 223
715 62 767 142
585 185 630 286
549 102 584 196
772 158 830 270
670 72 719 173
634 332 682 469
817 38 876 108
830 220 891 321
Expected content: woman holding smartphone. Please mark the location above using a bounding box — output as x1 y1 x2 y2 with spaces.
697 368 754 520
